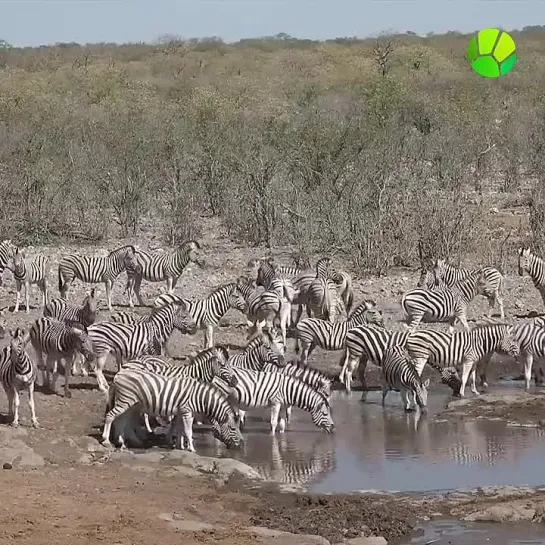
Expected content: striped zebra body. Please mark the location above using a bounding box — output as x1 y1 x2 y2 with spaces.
432 259 505 319
381 345 430 411
401 271 487 332
295 300 384 365
416 269 448 290
519 247 545 310
0 240 16 286
58 245 138 311
339 324 410 397
0 329 38 427
307 258 339 323
153 283 248 348
213 368 335 435
125 241 203 306
88 301 197 394
262 360 333 425
29 317 96 399
102 367 243 452
478 321 545 390
229 332 286 371
329 269 354 316
11 249 48 313
405 323 520 397
43 288 98 329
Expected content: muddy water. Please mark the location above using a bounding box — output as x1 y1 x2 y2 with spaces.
194 384 545 493
400 519 545 545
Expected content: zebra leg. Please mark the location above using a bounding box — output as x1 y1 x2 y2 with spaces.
11 388 20 427
115 354 123 373
357 358 370 401
381 386 389 406
270 403 281 435
405 311 424 330
496 293 505 320
470 368 480 396
284 405 292 425
93 354 110 395
166 277 174 294
180 412 195 452
204 325 214 349
238 409 246 431
24 283 30 314
5 388 14 425
27 382 39 428
523 352 534 390
47 354 59 395
143 413 154 434
105 280 113 311
298 341 311 365
133 275 145 307
459 359 474 397
63 356 72 399
14 280 21 313
40 279 48 308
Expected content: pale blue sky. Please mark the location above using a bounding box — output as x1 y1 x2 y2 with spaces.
0 0 538 48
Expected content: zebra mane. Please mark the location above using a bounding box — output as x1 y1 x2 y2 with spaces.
206 282 237 298
192 344 230 363
109 244 136 257
348 299 377 318
470 318 512 330
286 359 335 381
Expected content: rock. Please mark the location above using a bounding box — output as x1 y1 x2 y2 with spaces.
344 537 387 545
246 526 330 545
169 519 218 532
463 504 536 522
2 462 11 469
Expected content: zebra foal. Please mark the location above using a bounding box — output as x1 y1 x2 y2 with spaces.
125 240 204 306
10 248 49 314
401 271 487 332
58 245 139 311
381 345 430 412
0 328 39 428
153 283 249 348
102 368 243 452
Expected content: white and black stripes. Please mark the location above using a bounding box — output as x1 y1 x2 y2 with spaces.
380 345 430 411
0 328 39 428
307 257 339 323
58 244 138 311
0 239 16 285
11 249 49 314
229 332 286 371
295 300 384 364
518 247 545 309
214 368 335 435
125 240 203 306
153 283 248 348
44 288 98 329
102 367 243 451
401 271 487 332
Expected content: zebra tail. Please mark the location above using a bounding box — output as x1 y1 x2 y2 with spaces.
345 289 354 314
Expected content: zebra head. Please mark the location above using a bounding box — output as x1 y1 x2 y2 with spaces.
11 247 25 277
173 303 198 335
210 355 238 387
184 240 205 268
310 396 335 433
261 328 286 367
211 414 244 449
71 326 96 363
254 259 274 287
228 285 249 315
439 366 462 395
518 247 532 277
498 327 520 359
414 378 430 409
432 258 447 285
417 269 435 289
122 247 142 275
364 307 384 327
315 257 333 278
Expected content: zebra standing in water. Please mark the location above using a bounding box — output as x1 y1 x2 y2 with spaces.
10 248 49 314
405 323 520 397
152 283 249 348
125 240 204 306
0 328 39 428
213 368 335 435
102 368 243 452
0 239 16 286
87 300 197 394
58 245 139 311
430 259 505 319
381 345 430 412
28 317 96 398
307 258 339 323
295 299 384 365
518 247 545 311
401 271 487 332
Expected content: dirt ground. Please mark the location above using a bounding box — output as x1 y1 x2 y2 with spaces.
0 220 544 544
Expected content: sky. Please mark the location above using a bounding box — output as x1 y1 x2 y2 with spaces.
0 0 539 48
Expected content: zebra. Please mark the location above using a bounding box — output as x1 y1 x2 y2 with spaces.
430 259 505 319
28 317 96 398
10 249 49 314
229 330 286 371
125 240 204 306
0 328 38 428
58 245 139 311
307 257 339 323
401 271 487 332
262 359 334 425
477 321 545 390
0 239 16 286
380 345 430 412
518 247 545 310
121 345 236 437
102 367 243 452
109 302 198 357
152 283 249 348
404 322 520 398
44 288 98 329
87 300 197 394
295 299 384 365
213 368 335 435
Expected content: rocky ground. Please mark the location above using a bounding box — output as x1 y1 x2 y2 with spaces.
0 222 544 544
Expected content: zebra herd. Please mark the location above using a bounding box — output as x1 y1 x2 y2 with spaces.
0 238 543 459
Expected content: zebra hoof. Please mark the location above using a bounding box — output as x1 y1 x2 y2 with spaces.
65 390 72 399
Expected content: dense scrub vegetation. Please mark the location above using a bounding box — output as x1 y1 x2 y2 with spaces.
1 28 545 273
